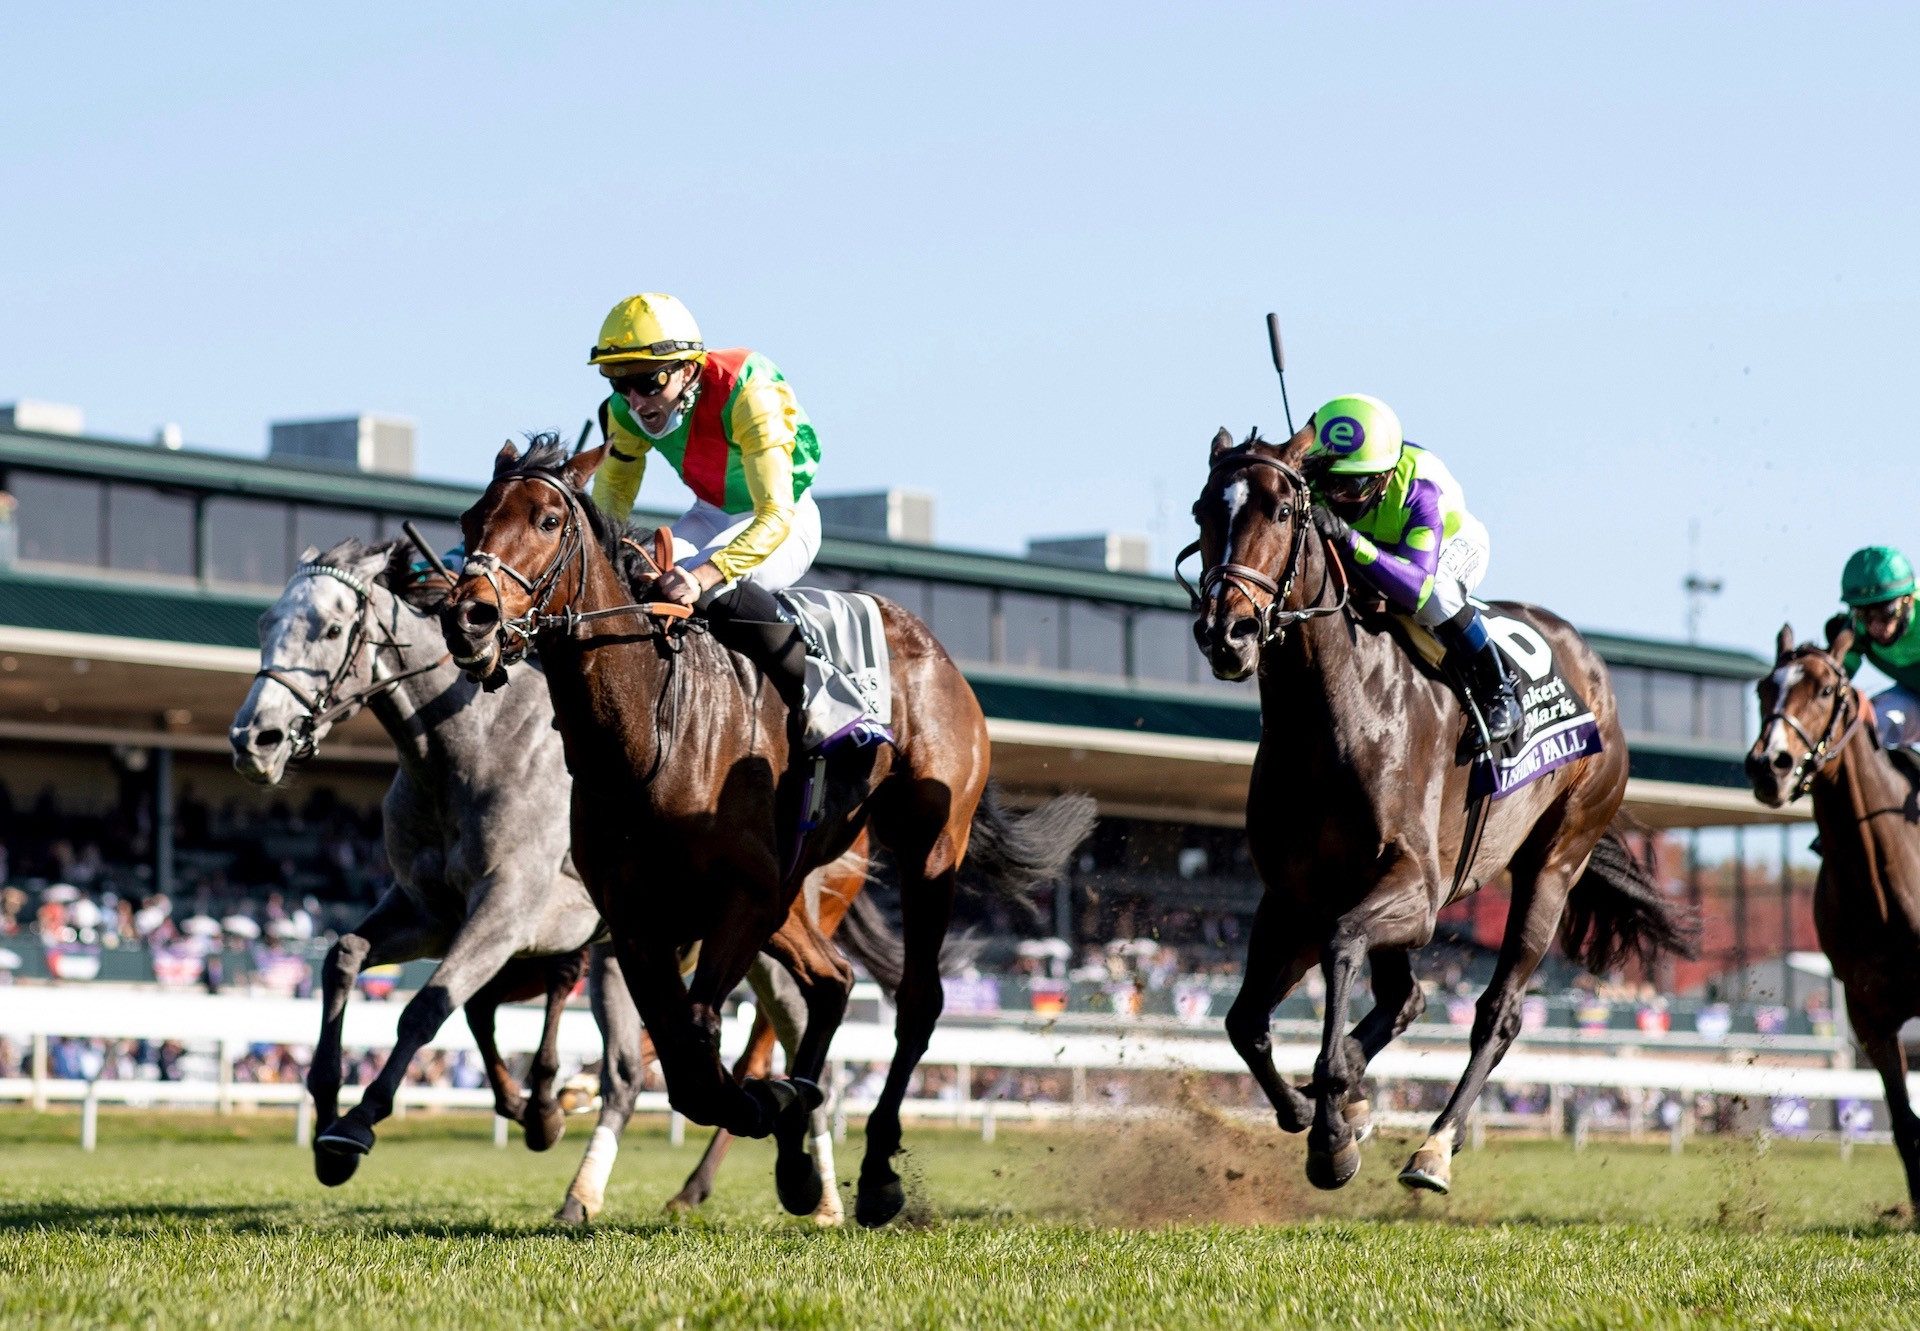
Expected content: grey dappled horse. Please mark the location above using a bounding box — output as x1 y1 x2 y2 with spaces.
230 538 864 1223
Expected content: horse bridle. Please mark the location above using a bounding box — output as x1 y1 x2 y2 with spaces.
1175 452 1350 646
1762 646 1869 801
461 469 691 665
254 562 450 760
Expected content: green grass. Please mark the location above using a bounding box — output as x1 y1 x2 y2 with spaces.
2 1108 1918 1328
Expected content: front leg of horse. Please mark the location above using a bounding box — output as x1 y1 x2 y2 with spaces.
1854 1020 1920 1223
757 917 854 1217
615 931 777 1139
1306 921 1372 1191
520 949 591 1153
1223 896 1319 1134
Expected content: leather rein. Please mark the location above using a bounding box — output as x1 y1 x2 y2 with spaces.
253 562 451 760
462 470 691 665
1763 646 1870 802
1175 452 1350 645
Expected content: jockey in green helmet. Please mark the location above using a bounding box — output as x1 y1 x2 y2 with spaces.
1828 545 1920 748
1303 394 1523 745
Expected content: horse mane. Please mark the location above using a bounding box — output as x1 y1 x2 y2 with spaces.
502 433 658 589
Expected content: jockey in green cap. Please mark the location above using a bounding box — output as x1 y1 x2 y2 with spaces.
1304 393 1522 745
1828 544 1920 748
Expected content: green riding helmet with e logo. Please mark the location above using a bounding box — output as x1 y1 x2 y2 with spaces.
1841 545 1916 608
1308 394 1404 475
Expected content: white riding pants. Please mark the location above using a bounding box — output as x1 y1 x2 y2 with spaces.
1412 514 1492 628
670 491 821 592
1873 685 1920 749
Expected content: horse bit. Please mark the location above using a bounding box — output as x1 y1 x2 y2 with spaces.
461 469 689 666
254 562 449 760
1175 451 1349 646
1762 646 1868 801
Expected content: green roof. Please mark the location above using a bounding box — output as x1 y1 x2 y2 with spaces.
0 423 1773 678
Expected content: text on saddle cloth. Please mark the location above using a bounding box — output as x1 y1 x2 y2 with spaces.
776 588 894 748
1398 601 1604 800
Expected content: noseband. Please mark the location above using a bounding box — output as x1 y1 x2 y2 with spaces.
254 562 449 760
1761 647 1868 801
460 470 691 666
1176 452 1349 646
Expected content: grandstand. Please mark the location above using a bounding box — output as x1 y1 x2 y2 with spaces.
0 414 1811 1022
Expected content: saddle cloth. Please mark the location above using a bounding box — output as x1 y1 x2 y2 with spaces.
776 587 893 749
1395 600 1604 800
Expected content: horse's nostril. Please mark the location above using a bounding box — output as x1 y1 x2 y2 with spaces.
1227 618 1258 642
459 600 499 632
250 728 283 752
1771 751 1793 772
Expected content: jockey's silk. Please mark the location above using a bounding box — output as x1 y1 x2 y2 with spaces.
1844 609 1920 695
593 348 821 581
1323 443 1472 615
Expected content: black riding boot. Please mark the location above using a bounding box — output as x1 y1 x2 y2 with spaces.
1434 606 1523 746
698 579 807 722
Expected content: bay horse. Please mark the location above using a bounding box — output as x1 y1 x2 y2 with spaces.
1187 426 1695 1194
1747 623 1920 1216
440 437 1091 1227
231 537 904 1225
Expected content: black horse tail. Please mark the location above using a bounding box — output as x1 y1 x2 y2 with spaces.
960 785 1098 922
1559 821 1701 974
834 888 981 996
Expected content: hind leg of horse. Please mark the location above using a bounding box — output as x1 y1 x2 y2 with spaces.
308 889 445 1186
518 949 590 1153
1399 865 1568 1195
753 927 854 1218
666 1004 778 1213
1224 893 1319 1134
465 956 561 1125
1852 1010 1920 1219
558 945 649 1225
855 825 963 1228
1337 948 1427 1144
319 886 536 1157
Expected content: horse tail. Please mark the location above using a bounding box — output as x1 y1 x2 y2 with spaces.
833 886 980 996
960 785 1098 922
1559 820 1701 974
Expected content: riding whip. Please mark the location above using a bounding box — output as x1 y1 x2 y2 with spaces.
1264 313 1297 436
401 521 458 584
572 417 593 456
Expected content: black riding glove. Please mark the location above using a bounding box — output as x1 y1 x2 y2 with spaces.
1311 507 1354 545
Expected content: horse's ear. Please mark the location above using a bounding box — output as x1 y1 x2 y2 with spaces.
493 439 521 476
296 545 320 565
1210 427 1234 460
562 443 608 492
1279 420 1318 465
651 526 675 573
1776 623 1796 660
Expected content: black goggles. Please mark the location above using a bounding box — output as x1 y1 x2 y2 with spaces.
607 365 681 398
1322 472 1385 503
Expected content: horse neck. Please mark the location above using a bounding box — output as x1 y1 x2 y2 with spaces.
1255 531 1376 729
360 583 470 777
1813 716 1920 922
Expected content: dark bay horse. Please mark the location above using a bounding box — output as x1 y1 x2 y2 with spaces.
1188 427 1694 1194
440 438 1090 1226
231 537 904 1225
1748 624 1920 1215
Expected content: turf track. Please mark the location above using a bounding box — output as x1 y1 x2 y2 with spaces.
2 1110 1918 1329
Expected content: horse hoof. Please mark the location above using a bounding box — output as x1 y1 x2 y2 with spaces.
314 1114 375 1159
855 1173 906 1228
311 1145 362 1187
554 1195 591 1227
663 1195 698 1215
521 1102 567 1153
776 1152 825 1217
1343 1097 1374 1144
1398 1151 1452 1195
1305 1141 1361 1192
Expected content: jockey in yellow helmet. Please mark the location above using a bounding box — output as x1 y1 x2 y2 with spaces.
588 293 823 743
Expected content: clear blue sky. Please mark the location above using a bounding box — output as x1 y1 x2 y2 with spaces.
6 3 1917 662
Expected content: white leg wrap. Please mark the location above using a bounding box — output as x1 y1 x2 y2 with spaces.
565 1125 620 1217
811 1129 843 1226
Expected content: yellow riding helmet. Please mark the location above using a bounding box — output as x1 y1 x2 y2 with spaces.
589 293 707 368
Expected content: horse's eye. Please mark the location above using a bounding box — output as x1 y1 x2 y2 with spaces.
325 623 344 640
540 512 561 532
1820 685 1835 697
1278 505 1293 521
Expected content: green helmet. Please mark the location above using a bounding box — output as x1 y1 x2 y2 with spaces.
1309 394 1403 475
1841 545 1916 607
